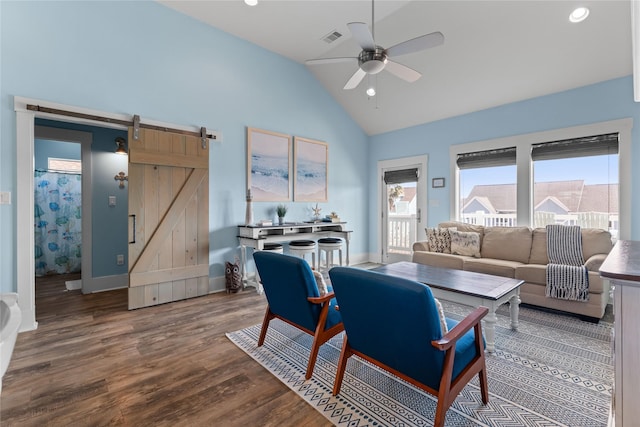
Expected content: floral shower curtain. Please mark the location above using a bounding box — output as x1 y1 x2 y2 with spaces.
34 169 82 276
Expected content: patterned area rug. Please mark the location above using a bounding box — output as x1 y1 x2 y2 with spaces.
226 301 612 426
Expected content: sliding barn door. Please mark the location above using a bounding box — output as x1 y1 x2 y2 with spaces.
127 127 209 309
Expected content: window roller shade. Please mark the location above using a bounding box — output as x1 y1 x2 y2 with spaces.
532 133 618 161
457 147 516 170
384 168 419 184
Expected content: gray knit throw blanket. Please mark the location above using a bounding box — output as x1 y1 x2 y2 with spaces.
545 224 589 301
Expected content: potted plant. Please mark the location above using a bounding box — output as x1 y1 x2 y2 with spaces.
276 204 288 225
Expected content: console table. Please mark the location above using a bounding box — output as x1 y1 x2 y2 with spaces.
600 240 640 427
237 222 352 288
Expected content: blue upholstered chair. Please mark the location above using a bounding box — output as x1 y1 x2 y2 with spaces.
253 251 344 380
328 267 489 427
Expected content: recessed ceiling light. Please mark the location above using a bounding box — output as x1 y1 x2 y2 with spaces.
244 0 258 6
366 87 376 97
569 7 589 23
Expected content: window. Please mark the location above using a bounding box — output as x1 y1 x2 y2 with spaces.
450 119 630 239
532 133 619 236
48 157 81 173
457 147 517 227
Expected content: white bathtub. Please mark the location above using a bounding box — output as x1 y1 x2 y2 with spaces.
1 293 22 393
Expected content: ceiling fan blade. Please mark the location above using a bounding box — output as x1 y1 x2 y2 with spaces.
386 31 444 57
385 60 422 83
305 57 357 66
344 68 367 90
347 22 376 51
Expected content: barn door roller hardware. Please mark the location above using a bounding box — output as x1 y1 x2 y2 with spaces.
26 105 215 145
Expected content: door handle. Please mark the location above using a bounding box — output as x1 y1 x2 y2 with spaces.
129 214 136 244
417 208 422 223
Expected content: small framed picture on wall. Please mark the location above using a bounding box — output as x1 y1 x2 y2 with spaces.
432 177 445 188
247 127 292 202
293 136 328 202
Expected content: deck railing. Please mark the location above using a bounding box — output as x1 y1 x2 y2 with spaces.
460 211 619 237
387 214 416 254
389 212 619 254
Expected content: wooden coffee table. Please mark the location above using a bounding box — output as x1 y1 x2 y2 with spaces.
372 261 523 353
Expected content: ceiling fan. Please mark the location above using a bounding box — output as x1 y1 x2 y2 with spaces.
306 0 444 90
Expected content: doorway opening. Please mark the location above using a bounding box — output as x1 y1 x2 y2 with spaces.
378 155 428 264
34 125 92 298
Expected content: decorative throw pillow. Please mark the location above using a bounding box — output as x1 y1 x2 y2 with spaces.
313 270 328 296
426 227 454 253
450 230 481 258
434 298 449 335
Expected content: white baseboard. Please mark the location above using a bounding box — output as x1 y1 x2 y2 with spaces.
65 279 82 291
18 308 38 333
83 274 128 294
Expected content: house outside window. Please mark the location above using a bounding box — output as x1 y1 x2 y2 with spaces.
532 133 619 237
449 119 631 239
457 147 517 227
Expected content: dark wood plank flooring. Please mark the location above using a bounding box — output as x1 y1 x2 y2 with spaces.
1 274 331 426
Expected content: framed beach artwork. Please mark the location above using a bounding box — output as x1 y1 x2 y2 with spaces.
294 136 328 202
247 127 291 202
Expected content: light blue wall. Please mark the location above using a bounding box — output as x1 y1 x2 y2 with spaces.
0 1 369 292
3 1 638 295
35 139 81 170
369 76 640 254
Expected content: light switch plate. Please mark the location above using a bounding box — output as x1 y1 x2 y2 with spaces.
0 192 11 205
108 195 116 207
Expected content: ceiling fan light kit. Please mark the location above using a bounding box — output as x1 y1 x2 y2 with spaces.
358 48 388 74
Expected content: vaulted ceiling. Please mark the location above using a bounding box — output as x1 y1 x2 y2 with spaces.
159 1 633 135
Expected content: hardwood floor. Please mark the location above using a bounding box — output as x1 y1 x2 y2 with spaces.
1 274 331 426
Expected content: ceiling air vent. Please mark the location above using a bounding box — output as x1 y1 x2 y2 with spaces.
322 30 342 44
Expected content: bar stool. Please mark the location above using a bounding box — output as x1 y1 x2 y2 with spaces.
288 240 317 270
253 243 284 294
318 237 344 271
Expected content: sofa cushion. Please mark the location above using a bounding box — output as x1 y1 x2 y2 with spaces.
529 227 612 265
481 226 532 263
412 251 467 270
462 258 521 278
450 230 481 257
529 228 549 265
515 264 606 294
426 227 453 253
581 228 613 260
515 264 546 285
438 221 484 243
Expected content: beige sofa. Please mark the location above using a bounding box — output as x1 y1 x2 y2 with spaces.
412 221 613 320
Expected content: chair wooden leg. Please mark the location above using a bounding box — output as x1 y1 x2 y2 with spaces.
257 307 275 347
474 321 489 404
333 337 352 395
479 367 489 404
306 300 332 379
306 335 322 380
433 401 447 427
